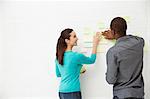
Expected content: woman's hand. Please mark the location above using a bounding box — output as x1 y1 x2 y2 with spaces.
93 32 100 47
92 32 101 54
80 66 86 74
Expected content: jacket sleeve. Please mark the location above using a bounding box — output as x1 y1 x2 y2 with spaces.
106 49 118 84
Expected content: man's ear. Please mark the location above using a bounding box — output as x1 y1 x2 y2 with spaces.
111 30 116 37
65 39 69 44
111 30 115 35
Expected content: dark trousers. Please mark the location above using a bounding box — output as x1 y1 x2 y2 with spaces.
113 96 144 99
59 91 82 99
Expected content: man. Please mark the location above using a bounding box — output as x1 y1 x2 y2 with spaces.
102 17 145 99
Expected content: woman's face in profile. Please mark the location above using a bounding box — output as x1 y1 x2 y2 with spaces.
68 31 78 46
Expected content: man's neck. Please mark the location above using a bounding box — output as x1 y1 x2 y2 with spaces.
116 34 126 40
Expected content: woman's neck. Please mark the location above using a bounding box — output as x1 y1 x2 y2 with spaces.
66 46 73 51
65 45 73 51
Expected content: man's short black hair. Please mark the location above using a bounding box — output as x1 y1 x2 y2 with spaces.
110 17 127 36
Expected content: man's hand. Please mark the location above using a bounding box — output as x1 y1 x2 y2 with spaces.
102 30 115 40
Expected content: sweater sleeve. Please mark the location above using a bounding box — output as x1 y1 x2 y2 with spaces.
55 60 61 77
75 53 96 64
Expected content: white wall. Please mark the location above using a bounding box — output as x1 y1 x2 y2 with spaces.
144 0 150 98
1 0 150 99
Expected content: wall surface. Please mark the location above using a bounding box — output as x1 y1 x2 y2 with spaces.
1 0 150 99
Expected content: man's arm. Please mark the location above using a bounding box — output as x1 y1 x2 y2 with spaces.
106 49 118 84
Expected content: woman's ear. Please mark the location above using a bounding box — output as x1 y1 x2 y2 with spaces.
65 39 69 44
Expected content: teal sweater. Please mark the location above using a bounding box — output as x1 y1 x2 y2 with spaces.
55 50 96 92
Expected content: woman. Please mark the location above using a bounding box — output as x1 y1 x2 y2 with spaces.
55 28 100 99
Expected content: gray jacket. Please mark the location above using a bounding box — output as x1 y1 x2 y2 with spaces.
106 35 145 98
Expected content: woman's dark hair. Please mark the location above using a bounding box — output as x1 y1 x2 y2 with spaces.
56 28 73 65
110 17 127 36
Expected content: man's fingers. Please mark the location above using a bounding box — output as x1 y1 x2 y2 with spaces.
102 31 108 35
